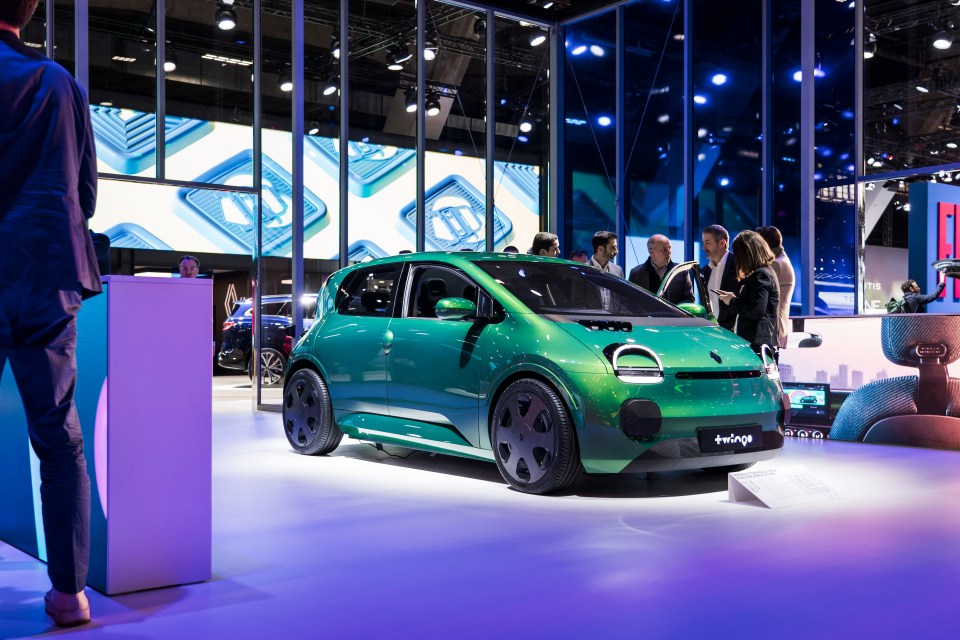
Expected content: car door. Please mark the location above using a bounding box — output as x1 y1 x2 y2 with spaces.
314 262 403 416
659 260 716 321
385 263 491 448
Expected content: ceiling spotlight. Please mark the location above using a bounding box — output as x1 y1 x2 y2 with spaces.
216 5 237 31
589 44 604 56
331 31 340 59
279 73 293 92
163 50 177 73
386 43 411 71
519 120 533 133
530 31 547 47
424 33 439 61
711 72 728 86
405 89 417 113
597 115 612 127
948 142 958 149
322 75 338 96
473 14 486 40
425 93 441 117
864 37 877 59
308 120 320 135
917 85 929 93
933 29 953 50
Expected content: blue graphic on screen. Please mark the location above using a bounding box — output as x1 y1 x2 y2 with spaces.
306 137 415 197
400 175 513 251
334 240 388 263
89 106 213 174
176 150 327 256
495 162 540 213
104 223 172 251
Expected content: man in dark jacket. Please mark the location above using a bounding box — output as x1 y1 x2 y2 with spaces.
701 225 739 330
1 0 100 627
901 278 946 313
628 234 694 305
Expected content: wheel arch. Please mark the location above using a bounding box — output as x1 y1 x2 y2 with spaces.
483 366 584 451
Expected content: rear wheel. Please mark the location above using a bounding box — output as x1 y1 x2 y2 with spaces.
491 378 582 495
283 369 342 455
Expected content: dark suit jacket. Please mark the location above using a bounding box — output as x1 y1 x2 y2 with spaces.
628 258 694 305
702 253 739 330
726 265 780 349
904 282 945 313
0 31 101 298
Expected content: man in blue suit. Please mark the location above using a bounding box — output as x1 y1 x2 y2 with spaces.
1 0 100 627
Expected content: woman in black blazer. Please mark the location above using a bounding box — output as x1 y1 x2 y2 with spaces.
715 230 780 355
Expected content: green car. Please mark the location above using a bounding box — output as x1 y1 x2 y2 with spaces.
282 252 787 495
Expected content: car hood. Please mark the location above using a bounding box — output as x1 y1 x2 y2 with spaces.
553 318 762 374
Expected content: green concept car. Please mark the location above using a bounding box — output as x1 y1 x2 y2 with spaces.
282 252 788 495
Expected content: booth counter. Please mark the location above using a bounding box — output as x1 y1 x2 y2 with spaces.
0 276 212 594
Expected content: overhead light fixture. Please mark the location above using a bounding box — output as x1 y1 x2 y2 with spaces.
331 31 340 59
473 14 486 40
864 37 877 59
386 43 410 71
597 115 612 127
405 89 417 113
917 85 929 93
589 44 604 56
424 33 439 61
693 95 707 105
933 29 953 50
163 50 177 73
711 72 728 86
571 44 587 55
530 31 547 47
544 2 555 8
519 120 533 133
425 93 441 117
216 4 237 31
279 73 293 92
308 120 320 135
948 142 958 149
322 75 338 96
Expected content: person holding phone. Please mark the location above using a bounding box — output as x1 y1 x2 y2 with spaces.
715 230 780 356
701 225 739 330
900 275 946 313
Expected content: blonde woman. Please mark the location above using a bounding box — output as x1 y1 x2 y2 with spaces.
714 230 780 355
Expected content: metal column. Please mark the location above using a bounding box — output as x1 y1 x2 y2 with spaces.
549 26 564 237
339 0 349 268
253 0 263 408
416 0 426 252
76 0 88 92
615 6 625 272
761 0 772 227
291 0 304 339
485 9 495 251
800 0 815 315
682 0 694 261
156 0 166 180
854 0 865 314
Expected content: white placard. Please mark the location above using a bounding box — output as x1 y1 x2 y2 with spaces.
728 465 838 509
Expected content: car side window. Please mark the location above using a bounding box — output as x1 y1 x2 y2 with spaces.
337 265 403 317
407 266 476 318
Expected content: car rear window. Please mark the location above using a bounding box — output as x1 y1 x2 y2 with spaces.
476 260 686 318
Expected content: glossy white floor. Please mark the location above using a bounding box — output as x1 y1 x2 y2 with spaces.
2 376 959 639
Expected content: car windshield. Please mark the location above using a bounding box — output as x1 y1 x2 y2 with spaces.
476 260 687 318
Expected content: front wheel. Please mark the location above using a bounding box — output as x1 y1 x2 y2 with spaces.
491 378 582 495
283 369 342 455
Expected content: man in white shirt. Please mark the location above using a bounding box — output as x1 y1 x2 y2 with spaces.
587 230 624 277
701 224 739 331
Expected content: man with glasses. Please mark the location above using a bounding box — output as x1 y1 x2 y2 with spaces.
179 255 201 278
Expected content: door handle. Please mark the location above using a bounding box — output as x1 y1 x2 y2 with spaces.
382 330 394 354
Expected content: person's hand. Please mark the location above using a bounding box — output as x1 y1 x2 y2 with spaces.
716 290 735 305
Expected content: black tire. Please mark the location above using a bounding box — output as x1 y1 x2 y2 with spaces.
248 348 286 387
491 378 582 495
283 369 342 455
701 462 756 474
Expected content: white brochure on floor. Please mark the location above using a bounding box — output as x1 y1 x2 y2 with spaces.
728 465 838 508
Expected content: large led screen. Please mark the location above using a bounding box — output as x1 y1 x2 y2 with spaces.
90 107 540 259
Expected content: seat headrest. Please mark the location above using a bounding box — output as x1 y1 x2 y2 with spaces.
360 290 389 312
881 315 960 366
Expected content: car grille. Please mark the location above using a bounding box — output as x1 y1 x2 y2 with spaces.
674 370 762 380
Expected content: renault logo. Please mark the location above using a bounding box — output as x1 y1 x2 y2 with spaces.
710 350 722 364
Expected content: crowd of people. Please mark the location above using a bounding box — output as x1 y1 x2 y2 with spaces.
512 224 796 357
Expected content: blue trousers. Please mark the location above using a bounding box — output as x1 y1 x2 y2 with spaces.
0 284 90 594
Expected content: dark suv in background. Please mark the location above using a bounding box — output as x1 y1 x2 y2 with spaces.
218 294 317 385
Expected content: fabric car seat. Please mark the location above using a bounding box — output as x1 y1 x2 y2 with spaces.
830 315 960 450
416 278 448 317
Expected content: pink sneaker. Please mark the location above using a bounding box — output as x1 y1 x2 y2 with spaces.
44 589 91 627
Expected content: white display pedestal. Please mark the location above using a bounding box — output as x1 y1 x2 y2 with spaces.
0 276 212 594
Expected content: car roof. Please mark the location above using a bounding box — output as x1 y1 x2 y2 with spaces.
343 251 571 270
